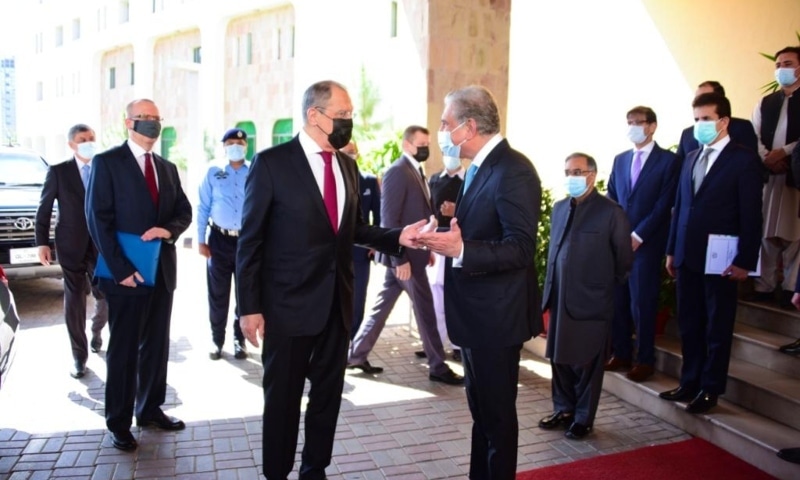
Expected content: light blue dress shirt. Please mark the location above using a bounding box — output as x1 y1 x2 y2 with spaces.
197 162 249 242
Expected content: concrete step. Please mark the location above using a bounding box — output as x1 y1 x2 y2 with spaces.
655 335 800 431
732 323 800 379
603 371 800 480
737 300 800 338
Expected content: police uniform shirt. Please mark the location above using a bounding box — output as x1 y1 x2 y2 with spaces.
196 162 250 241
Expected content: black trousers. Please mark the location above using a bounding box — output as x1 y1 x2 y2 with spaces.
61 248 106 364
351 255 371 339
206 228 243 347
463 344 521 480
260 294 348 480
104 271 173 433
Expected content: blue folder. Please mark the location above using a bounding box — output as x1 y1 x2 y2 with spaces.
95 232 161 286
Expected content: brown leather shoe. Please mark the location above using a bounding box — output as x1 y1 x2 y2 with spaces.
625 364 654 382
604 356 632 371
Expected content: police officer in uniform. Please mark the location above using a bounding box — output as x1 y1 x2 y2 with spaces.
197 128 250 360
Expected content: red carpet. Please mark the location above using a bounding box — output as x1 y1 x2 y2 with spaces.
516 438 775 479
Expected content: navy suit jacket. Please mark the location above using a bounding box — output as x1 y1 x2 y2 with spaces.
444 139 542 348
85 142 192 295
607 143 680 256
35 158 95 269
666 140 763 272
676 117 758 162
236 135 402 337
353 171 380 262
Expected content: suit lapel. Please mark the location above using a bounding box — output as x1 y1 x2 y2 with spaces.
286 138 337 233
695 143 729 196
630 146 660 196
152 153 172 218
335 150 355 232
64 158 85 193
455 141 504 219
400 156 432 208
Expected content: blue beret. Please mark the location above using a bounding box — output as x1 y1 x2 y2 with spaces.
222 128 247 142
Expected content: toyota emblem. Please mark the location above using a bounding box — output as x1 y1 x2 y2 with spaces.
13 217 34 230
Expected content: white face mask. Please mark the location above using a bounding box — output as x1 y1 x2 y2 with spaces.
76 141 97 160
443 156 461 170
775 67 798 88
225 144 246 161
627 125 647 145
438 122 466 159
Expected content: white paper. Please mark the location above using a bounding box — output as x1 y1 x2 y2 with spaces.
704 234 760 276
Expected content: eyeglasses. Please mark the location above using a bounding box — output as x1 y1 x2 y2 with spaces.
315 107 355 120
627 120 650 126
564 169 595 176
129 114 164 122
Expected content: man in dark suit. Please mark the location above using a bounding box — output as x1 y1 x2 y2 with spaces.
659 93 763 414
606 107 679 382
85 99 192 451
236 80 425 480
35 124 108 379
418 86 542 480
347 125 462 384
675 81 758 162
341 140 381 338
540 153 633 440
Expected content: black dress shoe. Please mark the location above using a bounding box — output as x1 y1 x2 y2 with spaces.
110 430 138 451
779 339 800 354
414 350 427 358
685 391 718 414
429 369 464 385
233 340 247 359
538 411 574 430
564 422 592 440
70 361 86 379
777 447 800 464
90 335 102 353
659 386 697 402
347 361 384 374
452 349 462 362
136 411 186 431
209 344 222 360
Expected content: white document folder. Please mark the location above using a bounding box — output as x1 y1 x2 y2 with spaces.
704 234 761 276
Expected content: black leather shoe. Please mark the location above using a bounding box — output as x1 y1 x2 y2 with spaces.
414 350 427 358
347 361 384 374
110 430 138 451
779 339 800 354
538 411 574 430
233 340 247 359
209 344 222 360
70 361 86 379
136 411 186 431
685 391 718 414
659 386 697 402
90 335 102 353
429 369 464 385
777 447 800 464
452 349 462 362
564 422 592 440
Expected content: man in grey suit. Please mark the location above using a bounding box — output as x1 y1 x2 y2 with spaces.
539 152 633 440
347 125 463 385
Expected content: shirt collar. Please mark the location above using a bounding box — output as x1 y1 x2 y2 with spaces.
298 129 328 158
126 138 148 158
705 134 730 153
440 166 466 179
634 140 655 155
470 134 503 169
403 152 422 170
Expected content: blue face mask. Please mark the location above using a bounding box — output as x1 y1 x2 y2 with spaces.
693 120 720 146
76 141 97 160
775 67 798 88
564 175 589 198
438 122 466 159
225 144 246 161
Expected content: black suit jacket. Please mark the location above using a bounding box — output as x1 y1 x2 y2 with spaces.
85 142 192 295
353 171 380 262
236 135 402 337
676 117 758 163
35 158 94 269
667 140 763 272
444 139 542 348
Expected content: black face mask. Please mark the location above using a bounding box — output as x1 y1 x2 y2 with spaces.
413 146 430 162
133 120 162 139
326 118 353 150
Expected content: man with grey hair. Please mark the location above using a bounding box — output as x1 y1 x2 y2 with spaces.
418 85 542 479
237 80 427 480
35 124 108 379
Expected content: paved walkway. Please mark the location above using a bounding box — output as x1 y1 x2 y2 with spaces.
0 249 690 479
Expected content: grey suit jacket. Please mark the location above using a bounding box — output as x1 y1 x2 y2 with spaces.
376 155 433 268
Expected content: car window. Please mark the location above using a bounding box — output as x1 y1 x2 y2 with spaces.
0 152 48 186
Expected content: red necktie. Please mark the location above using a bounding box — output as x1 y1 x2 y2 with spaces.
144 152 159 207
320 151 338 234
